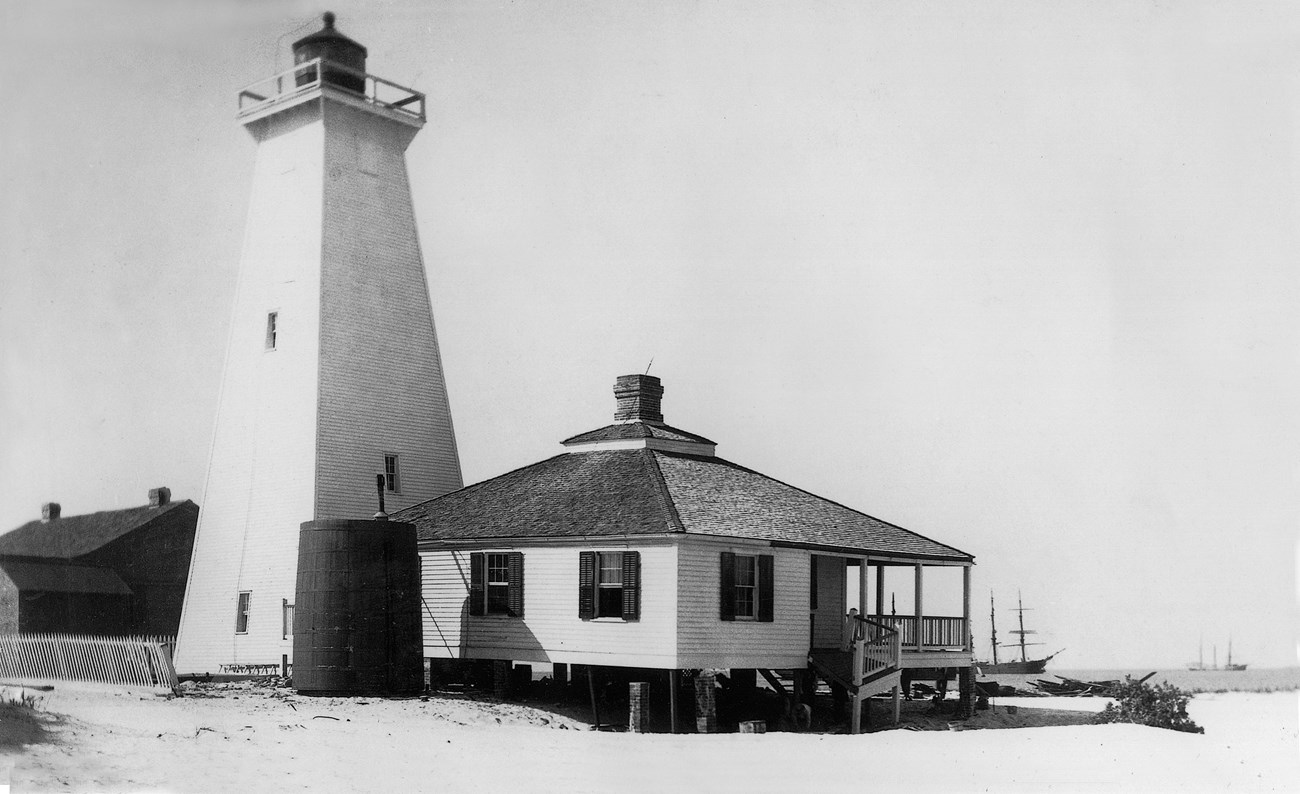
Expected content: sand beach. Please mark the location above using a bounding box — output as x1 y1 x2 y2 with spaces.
2 677 1296 793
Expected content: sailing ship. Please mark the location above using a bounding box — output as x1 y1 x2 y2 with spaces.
1187 637 1248 671
978 591 1062 674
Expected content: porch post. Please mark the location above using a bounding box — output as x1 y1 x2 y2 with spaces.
858 558 869 615
874 564 885 620
914 563 924 653
962 565 972 652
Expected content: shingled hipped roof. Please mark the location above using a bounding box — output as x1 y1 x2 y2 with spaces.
0 501 196 559
395 448 971 562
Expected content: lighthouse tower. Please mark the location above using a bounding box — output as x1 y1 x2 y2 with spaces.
174 15 463 674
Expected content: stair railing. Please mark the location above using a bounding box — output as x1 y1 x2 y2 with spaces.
852 615 901 687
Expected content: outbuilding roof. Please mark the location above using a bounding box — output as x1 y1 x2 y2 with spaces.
0 559 131 595
0 500 196 559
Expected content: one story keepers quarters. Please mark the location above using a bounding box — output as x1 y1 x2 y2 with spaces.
395 375 975 682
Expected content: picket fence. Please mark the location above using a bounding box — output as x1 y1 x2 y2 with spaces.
0 633 179 695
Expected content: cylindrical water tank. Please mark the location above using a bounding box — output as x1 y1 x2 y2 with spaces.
293 518 423 696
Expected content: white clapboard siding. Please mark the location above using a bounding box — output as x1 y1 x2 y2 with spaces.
420 543 678 668
176 87 461 675
675 538 810 669
173 110 324 675
314 101 462 522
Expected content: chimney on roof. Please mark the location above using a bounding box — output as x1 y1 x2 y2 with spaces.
42 503 60 522
149 487 171 507
613 374 664 424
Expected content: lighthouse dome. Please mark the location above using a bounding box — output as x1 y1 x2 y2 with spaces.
292 12 367 93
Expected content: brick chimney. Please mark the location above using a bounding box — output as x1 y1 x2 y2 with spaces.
41 502 61 522
149 487 171 507
613 374 664 424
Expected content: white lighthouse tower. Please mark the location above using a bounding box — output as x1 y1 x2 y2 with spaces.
174 14 463 674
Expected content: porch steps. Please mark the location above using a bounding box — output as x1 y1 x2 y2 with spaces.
808 648 900 698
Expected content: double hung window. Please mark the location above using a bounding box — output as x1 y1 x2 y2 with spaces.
578 551 640 620
719 552 774 622
469 552 524 617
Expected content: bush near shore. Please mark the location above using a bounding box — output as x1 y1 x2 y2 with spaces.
1095 678 1203 733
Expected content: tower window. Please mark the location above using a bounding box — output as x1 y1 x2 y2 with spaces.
265 312 278 350
235 591 251 634
282 598 294 640
383 454 400 493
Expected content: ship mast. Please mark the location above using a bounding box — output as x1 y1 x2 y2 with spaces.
989 592 999 665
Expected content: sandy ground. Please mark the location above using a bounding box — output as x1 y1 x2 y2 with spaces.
2 682 1296 793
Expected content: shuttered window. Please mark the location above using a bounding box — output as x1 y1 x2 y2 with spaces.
720 552 774 622
579 551 640 621
469 551 524 617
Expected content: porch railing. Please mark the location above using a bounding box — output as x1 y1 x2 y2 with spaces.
874 615 967 650
237 57 426 122
0 633 179 695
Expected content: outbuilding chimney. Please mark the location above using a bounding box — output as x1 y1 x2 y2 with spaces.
149 487 171 507
41 502 61 522
613 374 664 424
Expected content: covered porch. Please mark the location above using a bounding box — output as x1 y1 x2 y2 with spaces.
806 553 973 732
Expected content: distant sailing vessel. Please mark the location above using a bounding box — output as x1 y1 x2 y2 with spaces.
978 591 1063 674
1188 638 1248 671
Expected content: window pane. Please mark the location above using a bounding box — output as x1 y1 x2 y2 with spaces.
487 554 509 584
597 552 623 585
487 585 510 614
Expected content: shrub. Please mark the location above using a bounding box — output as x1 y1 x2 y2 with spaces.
1095 678 1203 733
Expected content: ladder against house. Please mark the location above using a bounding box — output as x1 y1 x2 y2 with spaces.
807 616 902 734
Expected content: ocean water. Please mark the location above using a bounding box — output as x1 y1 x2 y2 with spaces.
981 666 1300 693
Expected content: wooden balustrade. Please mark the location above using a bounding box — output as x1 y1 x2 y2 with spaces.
874 615 967 650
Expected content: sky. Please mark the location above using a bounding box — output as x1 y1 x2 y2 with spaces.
2 0 1297 669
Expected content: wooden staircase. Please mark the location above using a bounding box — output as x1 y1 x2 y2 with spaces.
808 617 903 734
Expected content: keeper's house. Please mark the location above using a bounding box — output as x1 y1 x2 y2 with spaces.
395 375 975 698
0 488 197 636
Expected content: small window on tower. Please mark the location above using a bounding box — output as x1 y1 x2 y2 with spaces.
235 591 251 634
265 312 278 350
383 454 400 493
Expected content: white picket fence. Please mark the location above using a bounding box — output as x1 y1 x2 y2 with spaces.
0 633 179 695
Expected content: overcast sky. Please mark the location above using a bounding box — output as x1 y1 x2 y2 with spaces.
2 0 1297 669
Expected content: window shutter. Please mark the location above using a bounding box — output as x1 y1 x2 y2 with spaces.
719 552 736 621
468 552 485 617
507 552 524 617
578 551 596 620
621 551 641 621
758 554 775 623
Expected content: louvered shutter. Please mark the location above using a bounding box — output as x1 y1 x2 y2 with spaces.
621 551 641 621
719 552 736 621
507 552 524 617
578 551 596 619
468 552 486 617
757 554 775 622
